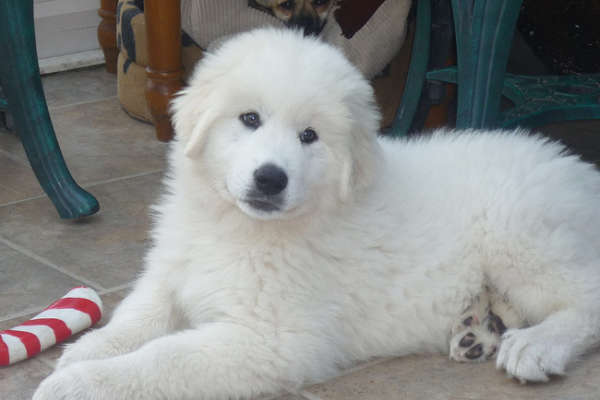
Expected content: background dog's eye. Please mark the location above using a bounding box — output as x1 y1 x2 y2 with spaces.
279 0 295 10
239 112 261 129
299 128 318 144
312 0 328 6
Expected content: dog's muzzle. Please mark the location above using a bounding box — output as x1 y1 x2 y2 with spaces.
245 163 288 212
288 15 326 36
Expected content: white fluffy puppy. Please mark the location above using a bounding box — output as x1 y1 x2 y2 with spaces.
34 28 600 399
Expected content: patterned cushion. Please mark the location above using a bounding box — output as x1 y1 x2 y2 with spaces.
116 0 203 122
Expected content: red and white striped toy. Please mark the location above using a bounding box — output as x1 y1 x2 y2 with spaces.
0 286 103 366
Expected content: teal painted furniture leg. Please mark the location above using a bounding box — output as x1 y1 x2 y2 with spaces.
451 0 522 129
0 0 99 219
388 0 431 137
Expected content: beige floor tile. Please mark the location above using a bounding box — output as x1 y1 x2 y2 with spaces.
47 98 166 185
0 288 130 399
0 97 166 187
0 242 84 319
0 152 44 205
0 172 164 289
306 353 600 400
0 357 52 400
43 66 117 110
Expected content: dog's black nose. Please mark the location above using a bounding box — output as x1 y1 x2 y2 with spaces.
288 16 324 36
254 164 288 195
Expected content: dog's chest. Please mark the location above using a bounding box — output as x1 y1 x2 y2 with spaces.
172 243 340 328
170 237 479 352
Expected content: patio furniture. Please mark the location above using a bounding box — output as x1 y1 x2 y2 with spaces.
98 0 183 141
391 0 600 136
0 0 99 219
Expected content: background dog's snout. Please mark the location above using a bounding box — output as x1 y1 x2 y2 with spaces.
289 16 323 36
254 164 288 195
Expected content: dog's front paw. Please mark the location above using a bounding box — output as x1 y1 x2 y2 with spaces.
496 328 568 383
55 330 116 370
56 341 97 370
33 364 96 400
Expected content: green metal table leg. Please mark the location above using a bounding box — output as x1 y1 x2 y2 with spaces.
389 0 431 137
451 0 522 129
0 0 99 219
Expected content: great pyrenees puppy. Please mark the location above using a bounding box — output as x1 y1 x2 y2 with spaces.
35 28 600 399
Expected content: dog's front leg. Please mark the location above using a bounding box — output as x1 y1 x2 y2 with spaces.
55 275 177 370
34 322 314 400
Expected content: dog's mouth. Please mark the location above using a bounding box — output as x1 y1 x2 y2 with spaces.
244 198 281 212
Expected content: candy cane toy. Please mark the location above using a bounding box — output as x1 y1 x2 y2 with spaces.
0 286 103 366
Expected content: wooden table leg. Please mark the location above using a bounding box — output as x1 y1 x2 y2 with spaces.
144 0 183 142
98 0 118 74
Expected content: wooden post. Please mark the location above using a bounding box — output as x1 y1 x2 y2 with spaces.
144 0 183 142
98 0 118 74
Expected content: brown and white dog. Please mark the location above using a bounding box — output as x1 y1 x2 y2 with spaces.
249 0 336 35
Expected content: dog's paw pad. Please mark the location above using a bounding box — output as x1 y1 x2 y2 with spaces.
450 327 500 363
465 343 485 360
487 311 507 335
459 332 476 347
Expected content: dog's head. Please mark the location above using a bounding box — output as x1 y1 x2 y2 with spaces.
171 28 380 221
249 0 335 35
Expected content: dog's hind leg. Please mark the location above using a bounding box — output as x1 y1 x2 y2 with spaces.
450 286 524 363
496 307 600 382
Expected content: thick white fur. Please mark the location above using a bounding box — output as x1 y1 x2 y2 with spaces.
34 29 600 399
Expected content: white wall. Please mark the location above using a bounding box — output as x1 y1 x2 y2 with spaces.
34 0 105 73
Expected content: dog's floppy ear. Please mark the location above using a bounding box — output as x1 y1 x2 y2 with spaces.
339 135 380 202
183 107 218 158
171 85 221 158
338 87 381 201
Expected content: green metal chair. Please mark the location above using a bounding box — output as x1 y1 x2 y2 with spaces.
0 0 99 219
391 0 600 136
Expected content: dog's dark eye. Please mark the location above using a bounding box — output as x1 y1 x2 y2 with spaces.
239 112 261 129
279 0 295 10
312 0 328 6
299 128 318 144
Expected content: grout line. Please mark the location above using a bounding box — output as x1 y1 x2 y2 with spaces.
97 282 134 296
0 235 105 292
0 148 28 166
298 391 325 400
0 169 164 209
260 390 323 400
0 306 45 324
37 356 58 370
48 95 118 112
82 169 165 189
335 357 392 378
0 194 46 209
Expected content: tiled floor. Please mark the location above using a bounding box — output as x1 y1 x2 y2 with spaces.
1 66 600 400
